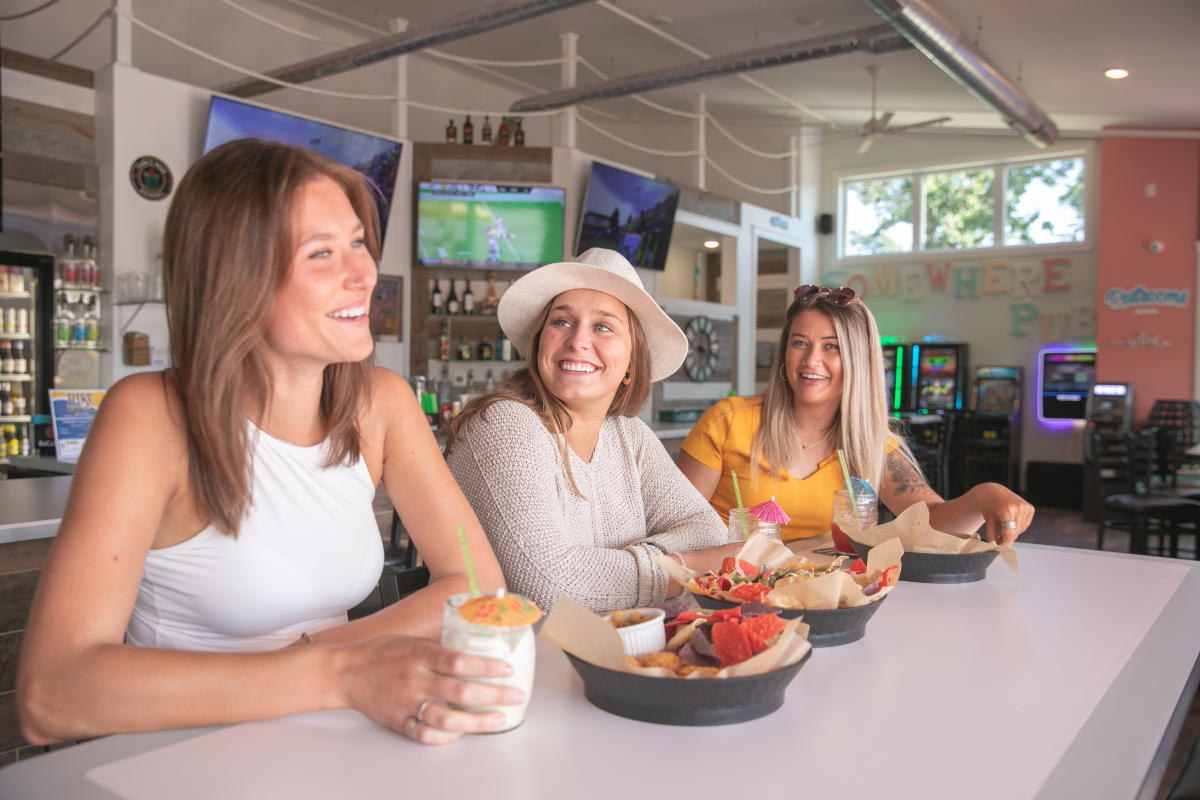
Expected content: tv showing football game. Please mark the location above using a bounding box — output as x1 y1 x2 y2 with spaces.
203 95 404 247
415 181 565 269
576 161 680 271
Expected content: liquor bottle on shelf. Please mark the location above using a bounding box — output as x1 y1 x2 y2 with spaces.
466 369 476 391
11 340 26 374
445 280 460 315
457 339 472 361
476 340 494 361
481 116 492 144
13 386 26 417
446 118 457 143
430 278 444 314
59 234 78 287
0 341 11 374
513 118 525 146
497 116 510 146
463 115 474 145
485 369 496 391
481 272 499 315
438 321 452 361
462 280 475 314
1 384 12 416
83 236 100 289
86 295 100 348
55 292 72 349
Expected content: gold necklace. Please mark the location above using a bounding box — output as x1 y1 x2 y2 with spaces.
796 426 832 450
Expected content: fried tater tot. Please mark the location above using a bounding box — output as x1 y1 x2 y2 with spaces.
636 651 682 671
678 665 720 678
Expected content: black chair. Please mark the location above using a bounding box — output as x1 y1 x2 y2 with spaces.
348 510 431 620
1092 431 1200 557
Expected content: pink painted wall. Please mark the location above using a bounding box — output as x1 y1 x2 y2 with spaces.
1097 134 1200 425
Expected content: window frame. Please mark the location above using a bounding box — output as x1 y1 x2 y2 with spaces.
836 147 1093 264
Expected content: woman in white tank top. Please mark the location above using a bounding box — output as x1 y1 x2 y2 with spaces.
18 140 516 745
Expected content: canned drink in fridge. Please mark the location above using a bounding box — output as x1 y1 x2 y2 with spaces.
4 307 14 333
16 308 27 333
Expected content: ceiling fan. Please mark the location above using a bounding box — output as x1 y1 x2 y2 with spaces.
857 64 951 154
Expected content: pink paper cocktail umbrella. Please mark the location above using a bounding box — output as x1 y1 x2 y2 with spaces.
748 496 790 525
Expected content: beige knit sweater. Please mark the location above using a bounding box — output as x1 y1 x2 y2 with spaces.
446 400 726 613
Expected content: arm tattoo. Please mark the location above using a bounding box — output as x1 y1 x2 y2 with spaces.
886 450 931 496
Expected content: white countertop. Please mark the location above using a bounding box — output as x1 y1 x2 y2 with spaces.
2 543 1199 799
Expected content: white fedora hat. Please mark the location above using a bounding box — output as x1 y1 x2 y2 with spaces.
498 247 688 383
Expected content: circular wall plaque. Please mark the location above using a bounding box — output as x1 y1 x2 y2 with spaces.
129 156 173 200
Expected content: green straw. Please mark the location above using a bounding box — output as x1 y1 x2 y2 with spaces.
730 470 751 539
456 522 481 598
836 449 857 503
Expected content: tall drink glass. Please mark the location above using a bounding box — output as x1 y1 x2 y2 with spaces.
440 592 538 732
830 488 878 556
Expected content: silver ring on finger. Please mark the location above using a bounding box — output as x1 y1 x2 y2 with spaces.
406 716 420 737
415 699 432 725
1000 520 1018 530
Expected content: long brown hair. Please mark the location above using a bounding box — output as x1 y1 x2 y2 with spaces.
162 138 379 536
750 292 914 491
444 296 651 495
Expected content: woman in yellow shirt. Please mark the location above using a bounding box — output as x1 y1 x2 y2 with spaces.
678 285 1033 545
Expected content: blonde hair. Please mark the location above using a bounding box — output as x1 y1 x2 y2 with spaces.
444 295 651 496
750 292 913 490
162 138 379 536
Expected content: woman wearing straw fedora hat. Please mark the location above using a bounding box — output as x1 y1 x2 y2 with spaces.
677 284 1033 546
444 248 741 613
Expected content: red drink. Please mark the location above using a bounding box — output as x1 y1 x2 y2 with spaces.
830 521 856 555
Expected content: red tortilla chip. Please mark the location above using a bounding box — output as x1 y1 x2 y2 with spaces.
741 613 785 654
847 558 867 575
720 557 760 578
707 606 743 624
711 621 754 667
730 583 771 604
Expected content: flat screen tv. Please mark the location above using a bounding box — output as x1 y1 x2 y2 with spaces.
575 161 680 271
203 95 404 247
1038 348 1096 422
415 181 565 269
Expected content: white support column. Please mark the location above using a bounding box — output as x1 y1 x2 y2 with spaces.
788 134 800 218
558 32 578 148
390 18 409 141
693 93 706 191
112 0 132 66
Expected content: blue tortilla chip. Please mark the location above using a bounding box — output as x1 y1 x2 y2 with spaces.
679 640 720 668
689 625 720 664
739 602 781 618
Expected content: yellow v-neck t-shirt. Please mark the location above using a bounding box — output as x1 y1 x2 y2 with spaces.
682 396 894 542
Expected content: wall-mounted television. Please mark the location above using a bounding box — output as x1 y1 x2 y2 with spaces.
576 161 680 271
203 95 404 247
1038 348 1096 422
415 181 565 270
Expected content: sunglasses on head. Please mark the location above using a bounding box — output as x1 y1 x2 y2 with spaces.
793 284 857 307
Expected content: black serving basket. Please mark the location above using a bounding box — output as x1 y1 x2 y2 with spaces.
693 593 887 647
850 539 998 584
564 650 810 726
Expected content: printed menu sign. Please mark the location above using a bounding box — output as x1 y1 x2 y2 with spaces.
48 389 106 462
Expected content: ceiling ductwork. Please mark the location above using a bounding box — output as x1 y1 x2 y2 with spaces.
509 24 910 113
861 0 1058 146
219 0 595 98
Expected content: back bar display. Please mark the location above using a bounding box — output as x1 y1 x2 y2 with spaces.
974 366 1021 415
1038 348 1096 422
881 342 911 413
910 343 968 412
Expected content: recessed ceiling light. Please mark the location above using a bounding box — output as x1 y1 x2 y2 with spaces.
794 17 821 29
1105 68 1129 80
703 240 720 249
650 14 673 24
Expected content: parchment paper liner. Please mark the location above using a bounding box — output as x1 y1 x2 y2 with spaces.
539 595 812 679
653 535 904 610
851 501 1019 576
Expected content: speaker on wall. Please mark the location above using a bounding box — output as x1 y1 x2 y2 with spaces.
817 213 834 235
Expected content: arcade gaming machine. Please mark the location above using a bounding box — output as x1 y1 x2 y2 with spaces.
903 343 968 496
954 366 1023 493
881 342 912 414
1081 382 1133 521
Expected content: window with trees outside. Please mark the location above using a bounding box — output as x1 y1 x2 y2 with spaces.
841 155 1086 258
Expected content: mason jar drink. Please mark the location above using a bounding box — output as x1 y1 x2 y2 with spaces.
441 591 540 732
831 487 878 555
727 509 782 543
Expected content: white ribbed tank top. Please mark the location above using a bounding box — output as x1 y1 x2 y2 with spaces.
126 425 384 652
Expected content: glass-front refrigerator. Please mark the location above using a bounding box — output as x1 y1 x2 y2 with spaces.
0 248 56 465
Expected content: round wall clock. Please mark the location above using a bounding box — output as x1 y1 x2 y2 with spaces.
683 315 719 382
